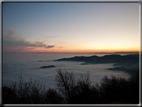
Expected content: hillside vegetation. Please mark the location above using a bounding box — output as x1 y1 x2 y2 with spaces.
3 69 139 104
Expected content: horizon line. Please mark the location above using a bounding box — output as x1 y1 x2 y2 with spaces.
3 51 140 53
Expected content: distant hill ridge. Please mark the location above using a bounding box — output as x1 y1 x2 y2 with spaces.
54 54 139 64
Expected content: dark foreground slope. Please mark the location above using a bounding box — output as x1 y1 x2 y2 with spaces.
2 69 139 104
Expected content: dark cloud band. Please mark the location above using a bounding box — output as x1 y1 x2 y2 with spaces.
3 30 55 49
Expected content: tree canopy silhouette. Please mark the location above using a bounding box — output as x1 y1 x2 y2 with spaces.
2 69 139 104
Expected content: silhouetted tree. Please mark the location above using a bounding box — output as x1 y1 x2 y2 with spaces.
3 73 46 104
55 69 96 103
97 75 139 104
55 69 76 102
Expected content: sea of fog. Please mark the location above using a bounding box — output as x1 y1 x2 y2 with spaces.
3 52 131 89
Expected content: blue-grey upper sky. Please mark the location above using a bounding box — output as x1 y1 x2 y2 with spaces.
3 3 140 52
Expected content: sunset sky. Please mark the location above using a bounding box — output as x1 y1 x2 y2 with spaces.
3 3 140 53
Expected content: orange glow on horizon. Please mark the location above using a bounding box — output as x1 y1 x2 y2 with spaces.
18 46 139 53
3 46 140 53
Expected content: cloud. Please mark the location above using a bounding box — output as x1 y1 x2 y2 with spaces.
3 30 55 52
3 30 55 48
45 45 55 48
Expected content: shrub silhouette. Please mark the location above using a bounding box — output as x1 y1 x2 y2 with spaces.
2 86 17 104
2 69 139 104
97 75 139 103
44 88 64 104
